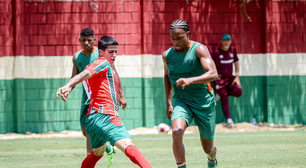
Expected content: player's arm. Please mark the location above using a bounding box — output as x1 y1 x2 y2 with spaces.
70 54 80 91
234 61 239 77
111 64 127 110
232 48 242 88
56 70 93 102
176 45 218 89
162 52 173 120
233 61 242 88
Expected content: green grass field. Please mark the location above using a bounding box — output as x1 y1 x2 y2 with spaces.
1 130 306 168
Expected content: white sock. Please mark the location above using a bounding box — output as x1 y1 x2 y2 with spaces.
227 118 234 124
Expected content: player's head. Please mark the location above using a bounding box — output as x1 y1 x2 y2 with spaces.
79 28 95 51
98 36 119 65
169 19 190 52
221 34 232 50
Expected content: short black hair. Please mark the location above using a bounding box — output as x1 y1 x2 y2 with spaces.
98 36 119 51
80 28 94 36
169 19 189 32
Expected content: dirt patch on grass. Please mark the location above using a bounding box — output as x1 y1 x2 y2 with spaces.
0 122 305 140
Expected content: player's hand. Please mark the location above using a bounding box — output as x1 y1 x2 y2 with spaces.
176 78 192 89
119 95 127 110
232 76 242 88
56 85 72 102
166 104 173 120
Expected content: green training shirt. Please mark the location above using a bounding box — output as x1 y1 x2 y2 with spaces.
165 41 215 109
75 47 99 106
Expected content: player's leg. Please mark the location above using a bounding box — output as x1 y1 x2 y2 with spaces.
215 79 234 123
193 105 217 168
82 113 116 168
106 114 151 168
172 119 188 168
216 84 232 123
81 106 115 160
81 126 92 155
200 138 217 168
80 105 93 155
81 143 106 168
114 138 152 168
171 99 193 168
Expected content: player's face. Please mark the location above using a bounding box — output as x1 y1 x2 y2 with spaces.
170 29 190 52
79 36 95 51
100 45 118 65
221 39 231 49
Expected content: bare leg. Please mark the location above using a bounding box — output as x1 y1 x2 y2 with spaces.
114 138 152 168
114 138 134 153
81 144 106 168
93 143 107 156
200 136 217 161
81 126 92 154
171 119 188 163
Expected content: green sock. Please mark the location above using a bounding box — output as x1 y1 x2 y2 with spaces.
177 162 186 168
208 159 217 167
106 144 112 154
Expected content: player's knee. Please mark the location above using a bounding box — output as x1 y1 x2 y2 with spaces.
203 146 214 154
93 147 105 156
237 90 243 97
172 128 184 141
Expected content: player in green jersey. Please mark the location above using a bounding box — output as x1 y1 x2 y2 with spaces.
162 19 218 168
70 28 126 167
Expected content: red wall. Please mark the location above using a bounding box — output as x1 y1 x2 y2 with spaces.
1 0 305 57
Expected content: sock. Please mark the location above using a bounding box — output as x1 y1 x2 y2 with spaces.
125 145 152 168
81 151 102 168
106 144 112 154
207 146 217 161
177 162 187 168
208 158 217 167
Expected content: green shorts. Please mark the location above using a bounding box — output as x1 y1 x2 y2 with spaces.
171 98 216 141
80 105 89 127
85 113 131 149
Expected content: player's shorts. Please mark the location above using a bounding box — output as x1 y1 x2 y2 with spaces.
85 113 131 149
171 98 215 141
80 104 89 127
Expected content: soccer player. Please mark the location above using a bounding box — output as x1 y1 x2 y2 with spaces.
162 19 218 168
70 28 126 166
56 36 152 168
210 34 242 124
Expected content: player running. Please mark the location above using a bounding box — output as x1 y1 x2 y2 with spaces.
57 36 152 168
70 28 126 166
162 19 218 168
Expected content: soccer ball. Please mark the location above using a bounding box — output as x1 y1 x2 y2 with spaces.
157 123 170 134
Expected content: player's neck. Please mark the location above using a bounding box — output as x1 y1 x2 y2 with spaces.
177 40 191 53
83 48 94 56
221 46 230 52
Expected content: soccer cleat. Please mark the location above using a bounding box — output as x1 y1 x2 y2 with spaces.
227 118 234 124
106 146 116 167
207 158 217 168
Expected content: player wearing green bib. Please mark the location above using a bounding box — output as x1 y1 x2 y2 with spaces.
162 19 218 168
70 28 126 167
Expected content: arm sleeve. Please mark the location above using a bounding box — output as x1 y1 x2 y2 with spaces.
85 58 110 77
233 48 239 62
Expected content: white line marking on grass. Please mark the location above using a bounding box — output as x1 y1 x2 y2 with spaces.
132 132 306 141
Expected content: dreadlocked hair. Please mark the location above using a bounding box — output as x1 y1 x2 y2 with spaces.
169 19 189 32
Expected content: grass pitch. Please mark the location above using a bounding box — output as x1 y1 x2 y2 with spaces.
0 130 306 168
